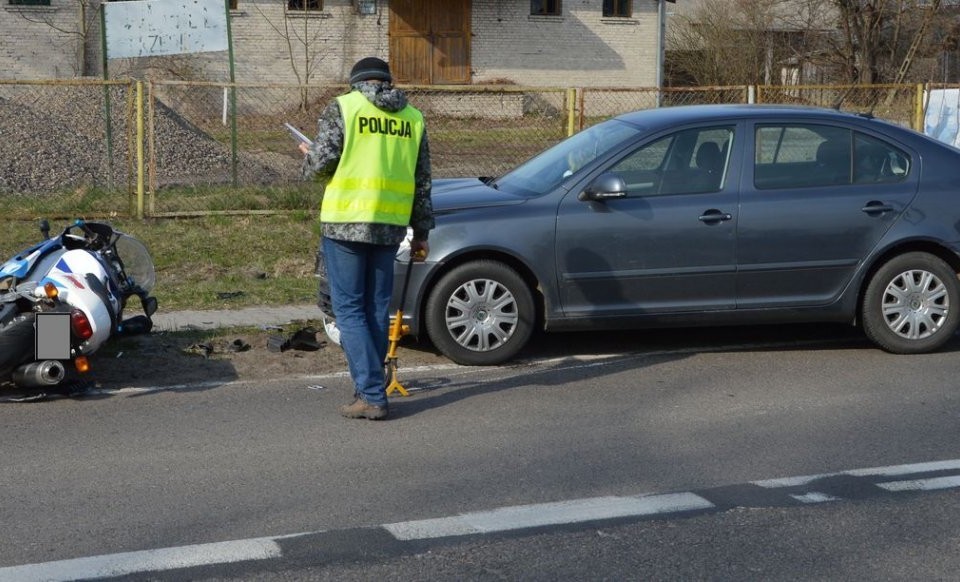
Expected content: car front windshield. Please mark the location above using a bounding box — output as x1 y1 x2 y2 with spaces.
493 119 641 196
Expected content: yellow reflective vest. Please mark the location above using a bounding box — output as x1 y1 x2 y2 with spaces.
320 91 425 226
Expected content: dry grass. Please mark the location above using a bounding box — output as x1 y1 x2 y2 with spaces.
1 214 321 311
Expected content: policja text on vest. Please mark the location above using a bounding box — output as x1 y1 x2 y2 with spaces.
357 116 413 138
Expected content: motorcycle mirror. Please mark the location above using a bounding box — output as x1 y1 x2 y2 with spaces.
39 219 50 240
141 296 158 317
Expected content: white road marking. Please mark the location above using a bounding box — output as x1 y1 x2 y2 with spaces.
752 459 960 488
790 492 841 504
383 492 715 540
0 538 281 582
4 457 960 579
846 459 960 477
877 475 960 492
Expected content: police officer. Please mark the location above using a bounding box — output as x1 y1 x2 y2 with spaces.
300 56 433 420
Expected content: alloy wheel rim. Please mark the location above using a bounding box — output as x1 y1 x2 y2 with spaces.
444 278 518 352
881 269 949 340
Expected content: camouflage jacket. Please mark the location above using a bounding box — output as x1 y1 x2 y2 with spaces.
301 81 434 246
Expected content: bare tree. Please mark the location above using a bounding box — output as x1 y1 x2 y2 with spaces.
800 0 956 84
251 1 330 110
829 0 901 83
667 0 836 86
668 0 766 86
668 0 959 86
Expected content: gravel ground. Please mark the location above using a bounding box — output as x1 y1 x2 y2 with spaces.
0 87 289 195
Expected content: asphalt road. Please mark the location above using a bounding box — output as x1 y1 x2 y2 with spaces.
2 324 960 580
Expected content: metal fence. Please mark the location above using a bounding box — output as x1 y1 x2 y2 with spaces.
141 82 577 216
0 79 139 216
0 78 932 220
755 83 924 129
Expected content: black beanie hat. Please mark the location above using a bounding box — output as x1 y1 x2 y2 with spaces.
349 57 392 84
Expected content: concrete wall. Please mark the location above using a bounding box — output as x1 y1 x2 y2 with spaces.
226 0 387 84
470 0 659 88
0 2 85 78
1 0 659 87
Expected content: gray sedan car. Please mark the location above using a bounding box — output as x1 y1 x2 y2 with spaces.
320 104 960 366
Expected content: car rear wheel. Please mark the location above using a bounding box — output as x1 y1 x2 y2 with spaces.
861 252 960 354
424 260 535 366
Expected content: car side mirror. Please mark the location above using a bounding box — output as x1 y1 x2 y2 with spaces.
578 172 627 202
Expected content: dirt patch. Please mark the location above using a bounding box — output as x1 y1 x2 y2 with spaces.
77 323 452 390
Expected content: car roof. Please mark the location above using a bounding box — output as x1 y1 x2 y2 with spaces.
615 103 886 132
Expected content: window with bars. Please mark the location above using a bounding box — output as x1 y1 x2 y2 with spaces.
531 0 560 16
288 0 322 11
603 0 631 17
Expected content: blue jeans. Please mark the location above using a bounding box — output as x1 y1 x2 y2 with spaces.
321 237 399 407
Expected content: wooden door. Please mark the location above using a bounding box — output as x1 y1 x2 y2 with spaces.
389 0 471 84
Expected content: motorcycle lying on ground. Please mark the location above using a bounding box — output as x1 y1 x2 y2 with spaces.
0 219 157 394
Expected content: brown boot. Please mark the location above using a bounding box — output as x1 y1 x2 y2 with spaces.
339 398 388 420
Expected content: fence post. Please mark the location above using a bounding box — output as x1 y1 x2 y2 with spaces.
578 88 586 132
99 6 114 192
148 81 156 217
136 80 145 220
915 83 925 133
566 88 576 137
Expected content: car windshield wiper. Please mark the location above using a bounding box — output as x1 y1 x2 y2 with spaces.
481 176 500 190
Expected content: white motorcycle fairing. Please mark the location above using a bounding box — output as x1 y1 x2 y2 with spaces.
1 219 159 391
39 249 120 354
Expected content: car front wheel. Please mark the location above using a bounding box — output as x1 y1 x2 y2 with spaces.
424 260 535 366
861 252 960 354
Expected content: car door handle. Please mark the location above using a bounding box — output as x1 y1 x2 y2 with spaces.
699 209 733 223
861 201 895 215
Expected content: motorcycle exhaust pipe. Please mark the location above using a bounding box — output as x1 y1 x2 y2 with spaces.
12 360 66 388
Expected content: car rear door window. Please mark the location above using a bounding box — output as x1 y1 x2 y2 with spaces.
754 124 910 190
755 124 851 189
853 133 910 184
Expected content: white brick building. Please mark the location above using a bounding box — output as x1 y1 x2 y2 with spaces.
0 1 85 78
1 0 663 87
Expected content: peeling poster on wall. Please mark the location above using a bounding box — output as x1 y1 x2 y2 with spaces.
924 88 960 149
103 0 229 59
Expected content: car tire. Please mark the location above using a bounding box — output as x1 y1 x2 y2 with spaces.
861 252 960 354
424 260 535 366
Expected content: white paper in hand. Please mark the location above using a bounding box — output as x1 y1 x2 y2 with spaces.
284 122 314 145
